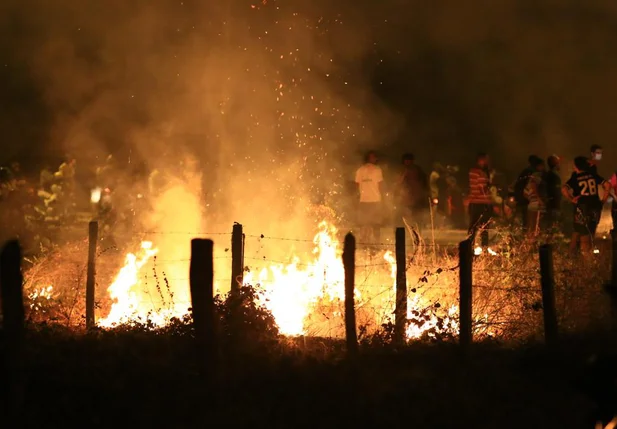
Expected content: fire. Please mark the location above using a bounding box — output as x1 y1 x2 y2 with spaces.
27 285 54 310
97 219 464 340
244 222 355 336
97 241 161 327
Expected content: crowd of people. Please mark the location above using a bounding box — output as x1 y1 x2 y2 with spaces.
355 145 617 256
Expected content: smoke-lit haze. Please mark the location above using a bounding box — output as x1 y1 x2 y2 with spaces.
2 0 617 223
1 0 403 238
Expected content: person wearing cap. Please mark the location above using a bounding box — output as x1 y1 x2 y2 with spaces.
545 155 562 232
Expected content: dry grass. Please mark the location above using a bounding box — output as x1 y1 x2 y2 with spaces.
20 226 613 345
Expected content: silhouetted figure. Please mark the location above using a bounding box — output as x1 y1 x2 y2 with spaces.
545 155 562 232
467 153 492 248
396 153 428 226
562 156 611 255
429 162 447 218
514 155 541 229
523 157 547 236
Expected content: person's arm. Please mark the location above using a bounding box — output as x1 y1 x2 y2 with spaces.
529 176 539 200
561 183 578 204
399 167 409 184
376 167 385 197
601 180 611 204
354 168 361 197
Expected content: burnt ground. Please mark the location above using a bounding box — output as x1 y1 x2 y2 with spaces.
2 325 617 429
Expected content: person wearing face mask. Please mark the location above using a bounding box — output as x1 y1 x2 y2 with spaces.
590 144 603 174
562 156 611 255
566 146 605 234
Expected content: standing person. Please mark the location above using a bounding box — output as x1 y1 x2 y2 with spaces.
562 156 611 255
523 158 547 236
355 150 384 246
468 153 493 248
566 145 605 237
545 155 562 233
445 165 466 229
513 155 542 229
589 144 603 174
429 163 448 220
396 153 428 227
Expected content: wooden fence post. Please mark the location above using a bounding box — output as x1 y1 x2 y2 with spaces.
231 223 243 293
394 227 407 345
539 244 559 347
190 239 217 377
343 233 358 358
459 239 473 355
86 221 98 329
0 240 25 425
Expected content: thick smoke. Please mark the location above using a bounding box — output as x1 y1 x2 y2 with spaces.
3 0 617 219
1 0 402 242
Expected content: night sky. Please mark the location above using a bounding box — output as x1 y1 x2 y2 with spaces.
1 0 617 179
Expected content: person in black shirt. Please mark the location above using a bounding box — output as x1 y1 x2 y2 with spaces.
514 155 542 229
545 155 562 232
562 157 611 254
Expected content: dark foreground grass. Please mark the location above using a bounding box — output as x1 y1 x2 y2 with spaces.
3 323 617 429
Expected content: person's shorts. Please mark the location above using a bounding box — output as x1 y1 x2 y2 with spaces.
573 205 600 236
358 202 382 226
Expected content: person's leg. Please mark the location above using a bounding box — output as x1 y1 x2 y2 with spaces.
468 204 480 241
480 205 491 247
526 210 536 236
519 204 528 229
580 234 592 254
357 203 370 245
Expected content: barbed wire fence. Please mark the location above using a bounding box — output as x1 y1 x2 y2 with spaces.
17 220 617 343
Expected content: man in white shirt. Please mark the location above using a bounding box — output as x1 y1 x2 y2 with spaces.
355 151 384 244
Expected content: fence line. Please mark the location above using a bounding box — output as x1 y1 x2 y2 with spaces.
10 221 617 345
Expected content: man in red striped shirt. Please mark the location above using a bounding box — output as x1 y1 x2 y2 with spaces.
468 153 493 248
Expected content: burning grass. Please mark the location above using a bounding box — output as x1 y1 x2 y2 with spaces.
21 220 613 344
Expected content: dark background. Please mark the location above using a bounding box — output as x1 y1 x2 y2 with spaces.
1 0 617 180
